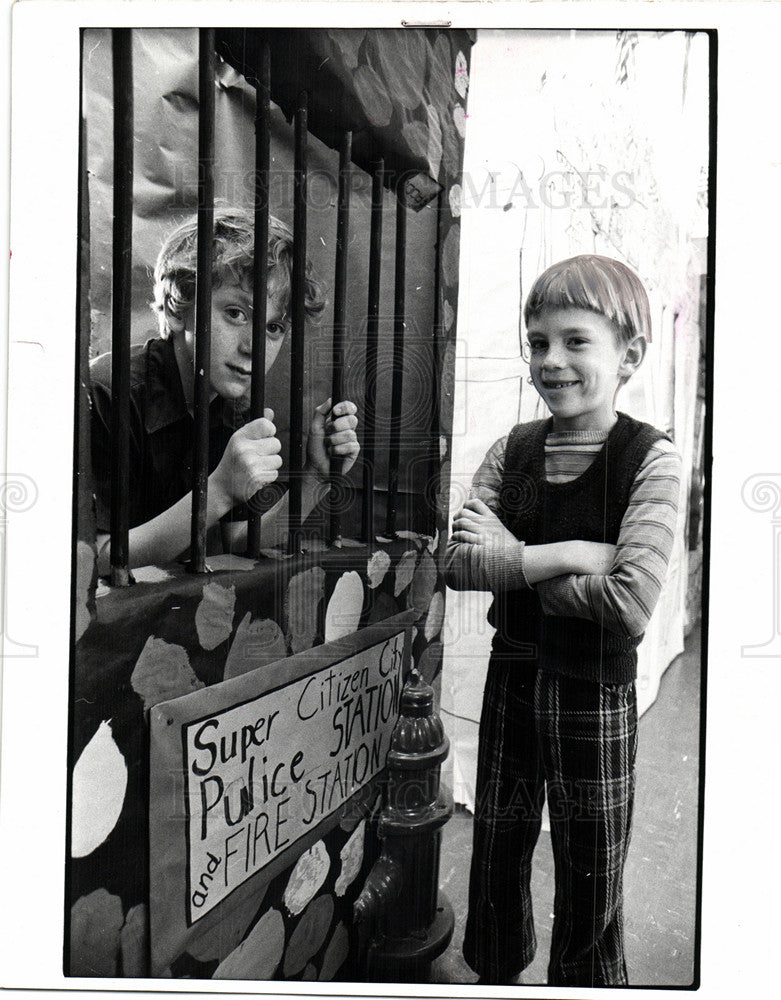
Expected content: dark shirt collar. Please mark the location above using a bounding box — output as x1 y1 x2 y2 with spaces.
144 336 189 434
143 336 246 435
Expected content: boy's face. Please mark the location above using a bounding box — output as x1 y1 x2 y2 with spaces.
526 307 644 431
179 279 290 400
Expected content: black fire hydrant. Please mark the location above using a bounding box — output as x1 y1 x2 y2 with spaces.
353 669 454 982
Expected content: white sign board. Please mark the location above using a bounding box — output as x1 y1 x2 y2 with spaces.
183 631 404 921
149 614 413 970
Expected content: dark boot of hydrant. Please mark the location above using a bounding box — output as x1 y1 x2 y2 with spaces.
353 669 454 982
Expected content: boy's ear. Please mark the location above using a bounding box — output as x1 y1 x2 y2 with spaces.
163 299 187 335
618 335 647 379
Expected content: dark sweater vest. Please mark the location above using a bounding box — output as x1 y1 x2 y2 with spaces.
488 411 668 684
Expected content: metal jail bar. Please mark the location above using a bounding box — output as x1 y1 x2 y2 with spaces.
427 190 445 539
329 130 353 545
109 27 134 587
105 34 438 568
247 38 271 558
385 186 407 539
287 91 308 553
189 28 216 573
362 160 384 544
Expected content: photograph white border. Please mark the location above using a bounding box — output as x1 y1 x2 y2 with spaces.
1 2 780 998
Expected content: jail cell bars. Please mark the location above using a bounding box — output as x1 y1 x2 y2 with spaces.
328 129 353 546
361 160 384 545
385 189 407 540
189 29 217 573
247 38 271 556
108 28 133 587
106 30 433 580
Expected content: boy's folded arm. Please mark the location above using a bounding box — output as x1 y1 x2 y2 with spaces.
444 535 528 591
443 437 509 592
535 442 682 636
444 435 610 593
444 535 600 592
443 538 488 591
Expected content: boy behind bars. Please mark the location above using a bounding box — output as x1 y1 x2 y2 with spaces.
90 208 359 574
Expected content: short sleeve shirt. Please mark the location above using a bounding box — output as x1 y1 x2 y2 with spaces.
89 337 247 533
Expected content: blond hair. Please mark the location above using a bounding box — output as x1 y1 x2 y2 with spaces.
152 207 325 336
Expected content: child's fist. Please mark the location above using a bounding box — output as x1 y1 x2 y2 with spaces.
451 498 517 551
307 399 360 478
211 408 283 506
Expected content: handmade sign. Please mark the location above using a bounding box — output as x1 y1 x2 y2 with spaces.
149 612 413 972
184 634 403 921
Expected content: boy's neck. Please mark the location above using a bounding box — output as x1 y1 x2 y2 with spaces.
550 411 619 435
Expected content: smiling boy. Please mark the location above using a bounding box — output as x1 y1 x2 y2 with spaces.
446 255 682 985
90 209 359 574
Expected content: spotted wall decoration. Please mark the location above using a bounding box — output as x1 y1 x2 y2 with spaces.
71 721 127 859
195 581 237 651
212 907 285 980
324 571 364 641
284 841 331 917
131 636 205 710
334 820 366 897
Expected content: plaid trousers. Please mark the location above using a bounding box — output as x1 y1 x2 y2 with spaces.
463 658 638 986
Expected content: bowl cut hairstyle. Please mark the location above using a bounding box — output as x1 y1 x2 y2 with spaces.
524 254 652 345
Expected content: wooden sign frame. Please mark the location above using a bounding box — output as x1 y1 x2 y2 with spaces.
148 611 415 975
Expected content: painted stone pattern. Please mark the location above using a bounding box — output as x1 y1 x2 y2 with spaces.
70 536 447 978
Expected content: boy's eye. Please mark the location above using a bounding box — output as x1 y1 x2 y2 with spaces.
225 306 248 323
568 337 589 348
266 321 287 340
527 339 547 353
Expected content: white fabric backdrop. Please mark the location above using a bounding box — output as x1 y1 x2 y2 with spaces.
441 29 709 810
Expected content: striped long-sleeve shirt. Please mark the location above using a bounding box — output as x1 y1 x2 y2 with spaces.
445 425 682 638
